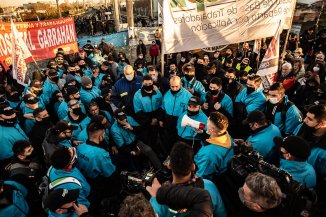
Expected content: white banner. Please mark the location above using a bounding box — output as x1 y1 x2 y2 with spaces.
11 20 32 86
257 21 282 89
163 0 296 54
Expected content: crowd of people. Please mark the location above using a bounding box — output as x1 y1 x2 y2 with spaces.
0 26 325 217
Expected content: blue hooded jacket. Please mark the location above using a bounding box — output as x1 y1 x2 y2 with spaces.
0 181 29 217
280 159 316 188
235 88 266 113
76 142 116 179
48 166 91 207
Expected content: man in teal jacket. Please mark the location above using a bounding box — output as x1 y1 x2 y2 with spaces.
265 82 302 136
195 112 234 180
177 96 208 154
0 105 28 179
244 110 282 163
49 147 91 207
149 142 227 217
275 136 316 188
0 180 29 217
159 76 192 154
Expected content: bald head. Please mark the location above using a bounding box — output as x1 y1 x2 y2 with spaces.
170 76 182 92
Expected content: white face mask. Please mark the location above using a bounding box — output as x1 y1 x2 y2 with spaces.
139 55 143 59
269 97 280 104
125 74 134 81
214 54 219 58
313 67 320 72
151 75 158 82
181 58 186 62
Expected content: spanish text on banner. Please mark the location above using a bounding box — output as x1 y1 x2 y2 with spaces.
163 0 296 54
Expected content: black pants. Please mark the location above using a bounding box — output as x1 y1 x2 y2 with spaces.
151 56 158 65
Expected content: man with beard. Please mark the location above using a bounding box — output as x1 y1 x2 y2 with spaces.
82 40 94 57
111 65 142 116
54 54 67 78
99 61 116 83
176 96 208 154
222 68 244 102
236 42 254 64
0 105 28 179
265 82 302 136
158 76 192 155
167 62 180 78
294 104 326 208
148 66 169 95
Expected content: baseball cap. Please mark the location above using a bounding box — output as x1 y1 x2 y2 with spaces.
274 136 310 161
23 94 39 104
0 104 15 116
54 120 78 133
242 110 266 125
188 96 201 106
114 108 127 121
45 188 79 212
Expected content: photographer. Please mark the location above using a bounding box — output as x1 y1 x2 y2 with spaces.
149 142 226 217
237 172 283 216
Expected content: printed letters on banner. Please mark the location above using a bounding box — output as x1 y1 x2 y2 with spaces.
163 0 295 53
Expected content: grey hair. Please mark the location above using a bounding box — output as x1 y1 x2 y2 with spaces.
245 172 283 209
282 62 292 70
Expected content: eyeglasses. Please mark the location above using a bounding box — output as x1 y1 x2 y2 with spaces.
238 187 268 210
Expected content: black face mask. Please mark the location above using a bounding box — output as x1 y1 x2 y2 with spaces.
41 116 51 123
171 89 181 95
185 74 194 81
83 86 92 91
33 90 43 96
72 107 83 116
7 92 20 101
0 116 17 127
240 79 247 85
317 92 325 99
246 86 255 95
79 64 86 69
187 110 199 116
51 76 59 83
209 89 220 96
142 85 153 92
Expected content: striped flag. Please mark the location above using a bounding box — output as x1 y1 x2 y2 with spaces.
11 19 32 86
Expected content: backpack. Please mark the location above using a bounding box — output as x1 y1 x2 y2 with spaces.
39 167 82 209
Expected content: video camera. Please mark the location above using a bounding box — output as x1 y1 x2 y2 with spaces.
120 168 171 195
230 140 317 217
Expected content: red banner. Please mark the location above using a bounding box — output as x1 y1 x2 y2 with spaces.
0 17 78 70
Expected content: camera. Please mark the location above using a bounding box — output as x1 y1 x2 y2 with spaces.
120 168 171 194
230 140 317 217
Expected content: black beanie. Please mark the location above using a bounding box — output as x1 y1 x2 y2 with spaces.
50 147 72 169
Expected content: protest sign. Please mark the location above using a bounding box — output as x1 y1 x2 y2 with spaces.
163 0 296 53
0 17 78 69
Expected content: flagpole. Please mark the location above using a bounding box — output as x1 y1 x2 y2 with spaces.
281 0 297 62
161 29 165 77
